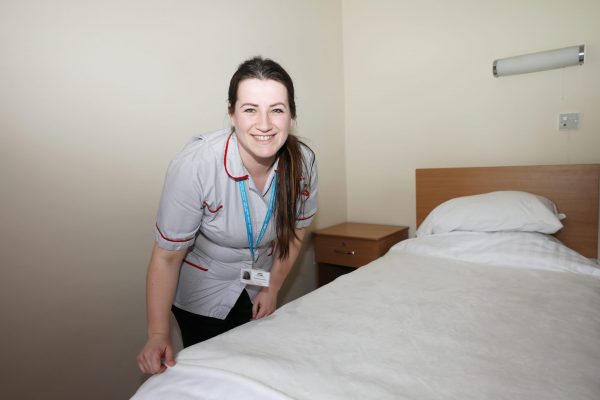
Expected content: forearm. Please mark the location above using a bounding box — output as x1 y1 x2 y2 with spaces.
146 243 187 337
269 228 306 293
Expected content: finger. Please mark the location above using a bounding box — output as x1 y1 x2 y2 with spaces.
136 353 143 371
139 353 151 374
148 352 162 374
255 305 269 320
164 345 176 367
141 359 151 375
252 301 259 320
137 358 146 374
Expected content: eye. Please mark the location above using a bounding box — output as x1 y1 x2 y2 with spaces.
272 108 285 114
242 108 256 113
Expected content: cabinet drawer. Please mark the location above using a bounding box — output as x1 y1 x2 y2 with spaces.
314 236 380 268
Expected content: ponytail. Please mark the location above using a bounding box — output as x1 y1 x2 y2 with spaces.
274 135 314 260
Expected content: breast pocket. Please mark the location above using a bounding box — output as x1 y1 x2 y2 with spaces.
202 200 224 222
201 200 243 245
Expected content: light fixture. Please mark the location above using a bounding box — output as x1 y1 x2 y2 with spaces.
493 45 585 77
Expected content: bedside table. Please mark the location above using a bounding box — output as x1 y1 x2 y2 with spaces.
313 223 409 287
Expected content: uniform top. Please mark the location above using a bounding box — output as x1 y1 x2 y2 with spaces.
155 128 318 319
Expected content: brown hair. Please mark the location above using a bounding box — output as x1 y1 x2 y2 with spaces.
228 56 315 260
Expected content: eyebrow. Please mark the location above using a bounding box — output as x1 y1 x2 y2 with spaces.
239 102 288 108
269 102 287 108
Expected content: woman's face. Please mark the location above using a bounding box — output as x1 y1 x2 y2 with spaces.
230 78 292 169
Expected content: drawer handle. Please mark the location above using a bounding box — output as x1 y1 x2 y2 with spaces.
334 249 356 256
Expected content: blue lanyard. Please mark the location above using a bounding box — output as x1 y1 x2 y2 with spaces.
239 173 277 264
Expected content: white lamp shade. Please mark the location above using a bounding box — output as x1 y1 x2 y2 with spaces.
493 45 584 77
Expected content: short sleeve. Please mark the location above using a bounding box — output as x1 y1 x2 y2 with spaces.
295 149 318 229
154 156 203 250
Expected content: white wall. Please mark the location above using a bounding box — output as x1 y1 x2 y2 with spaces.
3 0 600 398
0 1 345 398
342 0 600 233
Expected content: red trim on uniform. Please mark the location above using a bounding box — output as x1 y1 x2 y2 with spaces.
296 211 317 221
156 224 194 243
202 201 223 214
301 189 310 198
183 259 208 271
224 131 249 181
267 241 275 257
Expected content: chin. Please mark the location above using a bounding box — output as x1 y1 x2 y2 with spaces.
254 141 286 157
253 148 280 162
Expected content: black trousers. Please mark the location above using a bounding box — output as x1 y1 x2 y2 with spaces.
171 290 253 348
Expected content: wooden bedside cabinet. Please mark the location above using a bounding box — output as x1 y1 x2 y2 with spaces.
313 223 409 287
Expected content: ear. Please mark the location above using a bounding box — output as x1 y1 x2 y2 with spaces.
228 103 235 126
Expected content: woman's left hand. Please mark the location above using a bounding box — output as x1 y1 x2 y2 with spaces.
252 287 278 320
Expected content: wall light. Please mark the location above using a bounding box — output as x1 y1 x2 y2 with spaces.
493 45 585 77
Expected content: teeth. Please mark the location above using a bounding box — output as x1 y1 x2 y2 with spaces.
255 135 273 141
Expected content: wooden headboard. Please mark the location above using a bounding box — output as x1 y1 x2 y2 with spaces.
416 164 600 258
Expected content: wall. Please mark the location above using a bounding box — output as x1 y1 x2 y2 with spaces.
4 0 599 398
0 1 345 398
342 0 600 233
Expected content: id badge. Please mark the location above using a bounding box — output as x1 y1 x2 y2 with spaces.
240 268 270 287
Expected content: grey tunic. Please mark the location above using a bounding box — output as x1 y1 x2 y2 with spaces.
154 128 318 318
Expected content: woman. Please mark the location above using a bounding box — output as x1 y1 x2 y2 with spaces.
137 57 318 375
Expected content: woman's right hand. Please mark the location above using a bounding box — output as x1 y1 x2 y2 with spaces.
137 333 176 374
139 244 186 374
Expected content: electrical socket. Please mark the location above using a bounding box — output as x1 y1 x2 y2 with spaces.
559 113 579 131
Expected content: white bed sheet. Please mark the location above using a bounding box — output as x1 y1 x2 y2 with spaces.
133 236 600 400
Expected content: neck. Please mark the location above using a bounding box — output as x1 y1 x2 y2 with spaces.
243 156 274 178
238 150 275 193
238 146 275 178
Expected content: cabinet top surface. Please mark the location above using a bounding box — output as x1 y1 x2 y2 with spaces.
313 222 409 240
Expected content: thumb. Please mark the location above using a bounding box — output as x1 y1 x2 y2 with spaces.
252 300 259 320
164 345 176 367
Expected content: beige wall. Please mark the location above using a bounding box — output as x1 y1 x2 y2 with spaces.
343 0 600 233
0 1 345 398
3 0 600 398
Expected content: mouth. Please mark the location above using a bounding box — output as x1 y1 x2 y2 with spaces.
252 134 276 142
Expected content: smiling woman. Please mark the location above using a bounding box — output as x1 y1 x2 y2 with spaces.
137 56 318 375
230 79 292 191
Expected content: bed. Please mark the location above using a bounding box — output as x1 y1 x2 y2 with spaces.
132 164 600 400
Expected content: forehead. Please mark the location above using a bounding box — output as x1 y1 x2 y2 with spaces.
236 79 289 104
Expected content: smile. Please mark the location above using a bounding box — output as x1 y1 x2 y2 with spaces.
253 135 275 141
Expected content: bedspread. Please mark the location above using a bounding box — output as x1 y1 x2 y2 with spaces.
133 250 600 400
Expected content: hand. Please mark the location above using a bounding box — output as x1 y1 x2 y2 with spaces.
252 287 278 320
137 333 176 374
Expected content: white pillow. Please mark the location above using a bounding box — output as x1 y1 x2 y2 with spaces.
416 191 565 237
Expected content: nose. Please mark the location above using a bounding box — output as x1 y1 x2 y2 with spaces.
256 111 272 132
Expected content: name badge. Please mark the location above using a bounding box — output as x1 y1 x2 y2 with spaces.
240 268 270 287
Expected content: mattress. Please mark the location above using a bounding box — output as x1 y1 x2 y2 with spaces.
133 232 600 400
